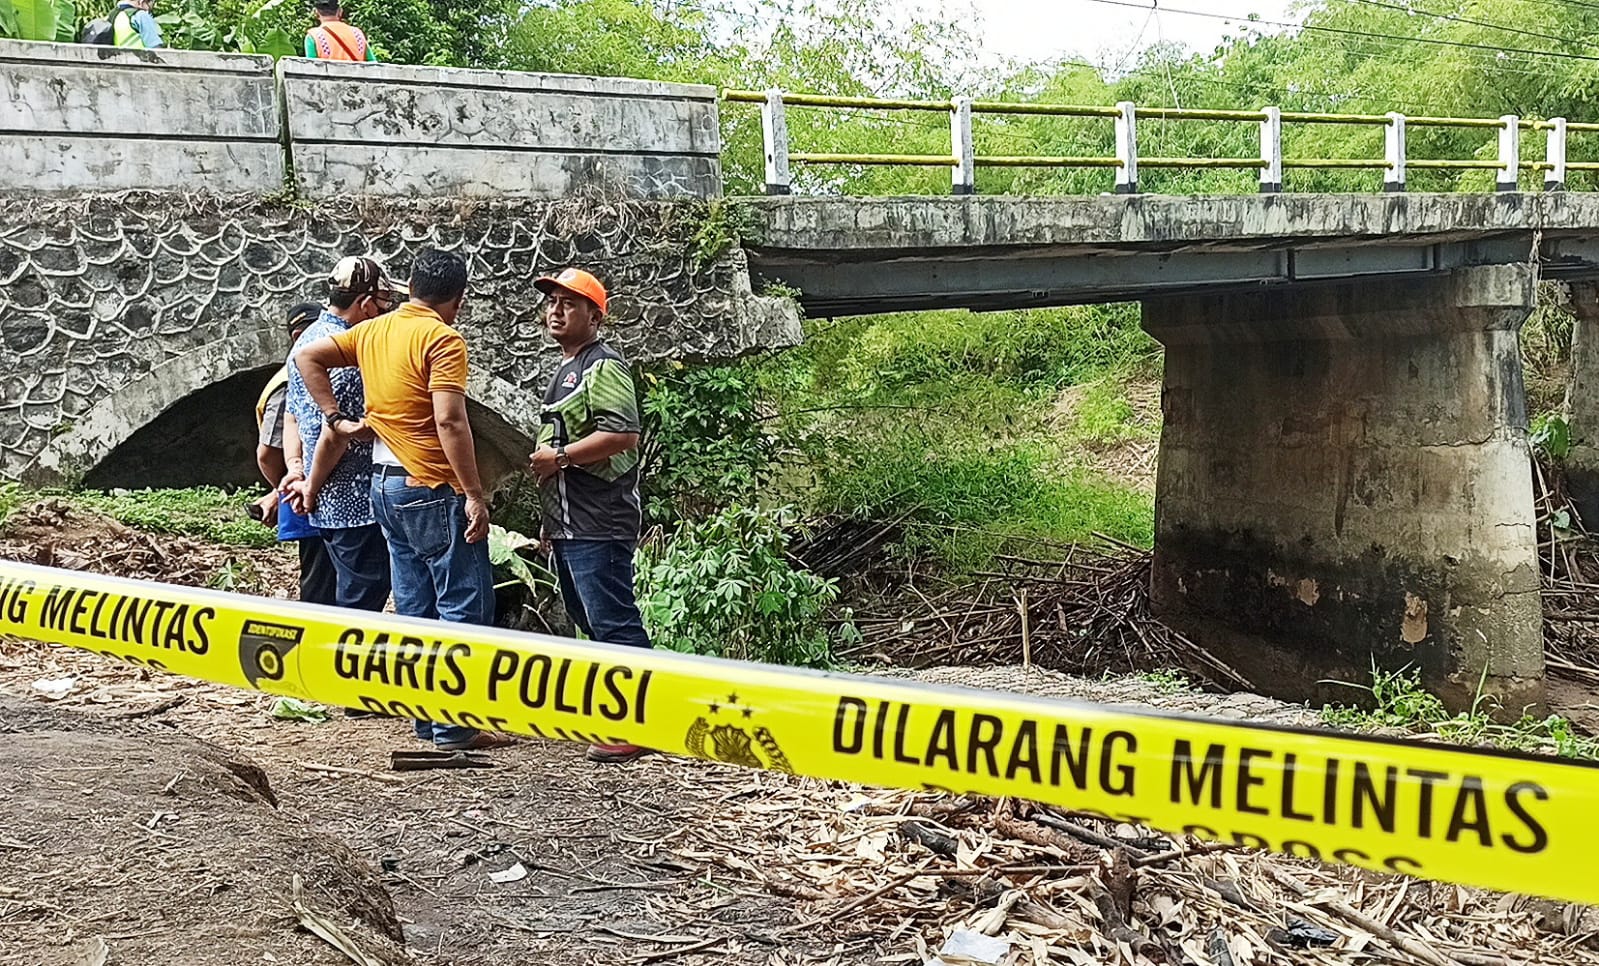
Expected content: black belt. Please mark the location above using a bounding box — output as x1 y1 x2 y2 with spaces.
374 464 411 478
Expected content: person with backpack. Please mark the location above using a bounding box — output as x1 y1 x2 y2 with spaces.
305 1 377 62
93 0 163 49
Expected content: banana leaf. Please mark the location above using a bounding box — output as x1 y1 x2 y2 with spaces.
51 0 74 43
10 0 61 40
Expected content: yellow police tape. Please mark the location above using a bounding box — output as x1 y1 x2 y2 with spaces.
0 558 1595 905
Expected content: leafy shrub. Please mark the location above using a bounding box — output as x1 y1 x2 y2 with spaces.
637 506 855 667
640 364 785 523
1531 412 1572 462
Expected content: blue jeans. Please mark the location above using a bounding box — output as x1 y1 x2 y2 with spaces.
370 473 493 746
552 539 652 649
320 523 390 612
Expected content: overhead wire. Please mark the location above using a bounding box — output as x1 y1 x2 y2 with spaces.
1345 0 1599 50
1080 0 1599 63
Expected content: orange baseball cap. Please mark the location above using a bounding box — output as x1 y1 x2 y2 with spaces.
534 267 608 314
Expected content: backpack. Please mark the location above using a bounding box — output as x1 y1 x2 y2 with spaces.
81 17 115 45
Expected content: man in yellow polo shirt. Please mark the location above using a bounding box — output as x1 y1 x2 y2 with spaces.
294 248 510 752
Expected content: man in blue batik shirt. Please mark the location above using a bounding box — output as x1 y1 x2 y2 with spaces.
282 256 402 612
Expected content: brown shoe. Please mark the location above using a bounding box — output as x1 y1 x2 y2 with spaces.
436 731 519 752
587 743 650 763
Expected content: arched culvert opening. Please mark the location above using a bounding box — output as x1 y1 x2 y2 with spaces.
83 365 279 490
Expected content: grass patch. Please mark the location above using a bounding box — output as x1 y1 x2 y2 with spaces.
795 304 1156 400
1322 666 1599 760
1064 369 1161 448
813 440 1153 571
70 487 275 549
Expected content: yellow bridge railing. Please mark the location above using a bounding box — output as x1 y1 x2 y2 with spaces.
722 89 1599 196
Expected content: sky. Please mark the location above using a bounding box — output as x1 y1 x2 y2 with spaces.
902 0 1307 71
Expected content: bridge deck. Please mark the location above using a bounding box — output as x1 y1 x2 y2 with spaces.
741 193 1599 315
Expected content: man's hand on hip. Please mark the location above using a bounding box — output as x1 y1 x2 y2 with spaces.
464 494 490 544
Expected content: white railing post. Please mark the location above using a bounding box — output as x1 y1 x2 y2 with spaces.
1259 105 1282 193
1498 114 1521 192
1115 100 1138 194
1384 112 1406 193
761 88 792 196
950 96 975 195
1546 117 1568 192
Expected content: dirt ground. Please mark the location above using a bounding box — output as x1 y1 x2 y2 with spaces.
3 503 1599 966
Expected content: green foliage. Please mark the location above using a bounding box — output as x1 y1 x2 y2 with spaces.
0 483 21 531
1531 413 1573 462
1067 372 1159 448
752 301 1157 572
141 0 514 63
152 0 307 56
640 363 784 524
488 523 556 594
637 505 855 667
811 439 1153 570
504 0 734 81
1322 666 1599 760
806 305 1154 399
1136 669 1193 695
75 487 277 548
208 557 264 593
0 0 75 41
687 200 749 271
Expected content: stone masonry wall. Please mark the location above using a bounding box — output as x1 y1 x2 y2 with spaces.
0 193 799 485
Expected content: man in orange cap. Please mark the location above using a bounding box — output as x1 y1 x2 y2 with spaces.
528 268 653 764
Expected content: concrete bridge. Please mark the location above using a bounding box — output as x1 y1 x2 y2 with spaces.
740 192 1599 711
8 41 1599 711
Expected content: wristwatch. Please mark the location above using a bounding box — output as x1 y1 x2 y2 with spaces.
556 446 572 470
327 411 357 428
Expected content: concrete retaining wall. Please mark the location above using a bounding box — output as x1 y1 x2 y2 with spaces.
0 194 798 487
278 60 721 198
0 40 721 200
0 40 282 194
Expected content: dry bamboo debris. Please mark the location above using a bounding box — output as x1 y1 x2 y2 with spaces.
1533 457 1599 684
845 543 1249 690
836 457 1599 690
675 779 1599 966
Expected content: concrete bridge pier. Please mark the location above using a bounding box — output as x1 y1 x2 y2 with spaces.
1562 281 1599 522
1142 265 1544 713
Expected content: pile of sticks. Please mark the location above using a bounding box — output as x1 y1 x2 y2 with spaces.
843 537 1249 690
1533 460 1599 688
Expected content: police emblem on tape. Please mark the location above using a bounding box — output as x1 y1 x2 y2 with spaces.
238 619 305 687
685 694 792 774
